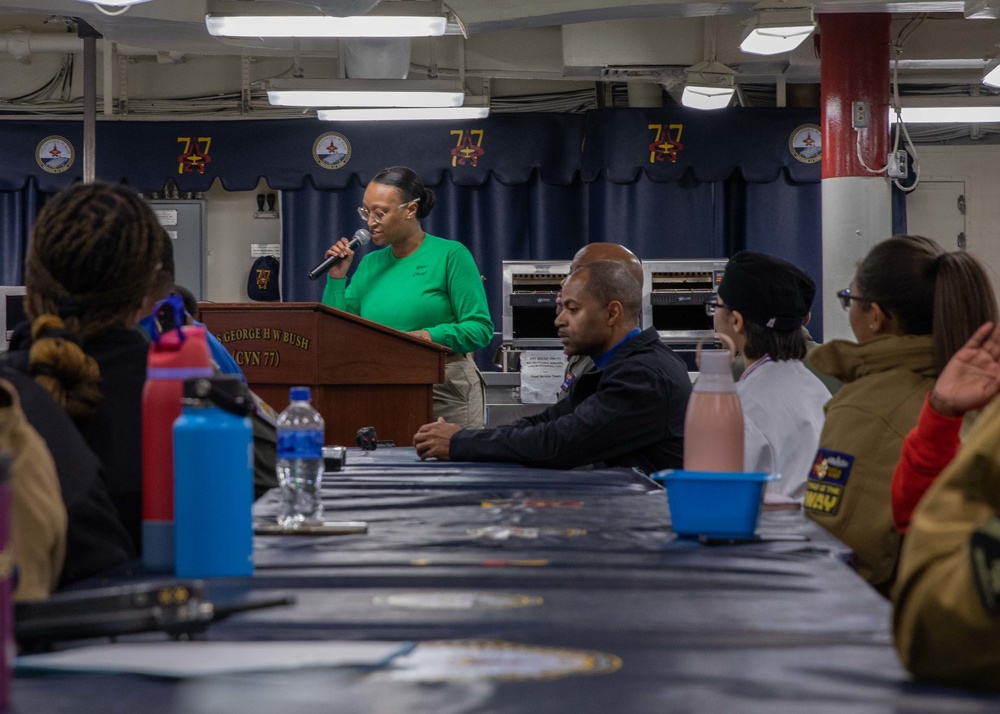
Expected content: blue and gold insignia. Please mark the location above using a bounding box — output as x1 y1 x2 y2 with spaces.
375 640 622 682
374 592 543 610
789 124 822 164
450 129 485 167
36 136 74 173
313 132 351 169
177 136 212 174
255 268 272 291
648 123 684 163
804 448 853 515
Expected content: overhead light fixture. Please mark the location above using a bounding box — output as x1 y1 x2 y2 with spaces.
983 56 1000 87
894 96 1000 123
681 61 736 110
739 3 815 56
206 0 450 38
207 15 447 38
318 105 489 121
76 0 153 5
267 79 465 108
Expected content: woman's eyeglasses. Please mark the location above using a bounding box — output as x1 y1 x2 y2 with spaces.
836 288 867 311
357 199 419 224
704 300 725 316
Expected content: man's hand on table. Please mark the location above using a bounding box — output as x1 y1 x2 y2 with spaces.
414 417 461 460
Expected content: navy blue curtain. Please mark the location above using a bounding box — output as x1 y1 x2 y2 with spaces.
587 171 724 257
726 173 824 341
0 179 49 285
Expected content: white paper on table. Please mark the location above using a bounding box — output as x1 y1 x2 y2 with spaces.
519 351 567 404
16 640 414 679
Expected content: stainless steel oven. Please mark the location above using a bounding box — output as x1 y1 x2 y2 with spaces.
643 259 728 343
501 261 572 349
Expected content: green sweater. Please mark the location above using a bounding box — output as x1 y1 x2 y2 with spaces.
321 234 493 354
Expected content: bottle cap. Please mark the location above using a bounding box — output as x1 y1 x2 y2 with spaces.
698 350 731 375
289 386 311 402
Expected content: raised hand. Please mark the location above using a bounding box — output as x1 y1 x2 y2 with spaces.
930 321 1000 417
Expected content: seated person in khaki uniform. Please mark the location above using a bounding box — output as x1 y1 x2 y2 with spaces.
556 243 644 401
0 377 67 601
893 321 1000 689
805 235 996 596
414 261 691 473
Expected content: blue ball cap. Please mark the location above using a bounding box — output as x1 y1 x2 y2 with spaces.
289 386 311 402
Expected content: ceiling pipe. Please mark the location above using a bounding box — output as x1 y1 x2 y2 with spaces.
0 29 178 60
0 30 85 60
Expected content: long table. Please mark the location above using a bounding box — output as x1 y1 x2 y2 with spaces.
13 449 1000 713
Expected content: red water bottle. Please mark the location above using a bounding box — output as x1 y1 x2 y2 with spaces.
142 324 213 571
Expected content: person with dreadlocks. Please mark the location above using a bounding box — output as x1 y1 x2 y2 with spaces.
3 182 166 554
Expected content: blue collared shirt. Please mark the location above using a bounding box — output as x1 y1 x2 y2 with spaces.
592 327 642 370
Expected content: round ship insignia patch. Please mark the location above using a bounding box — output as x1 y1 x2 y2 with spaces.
313 132 351 170
374 592 543 610
36 136 75 173
789 124 822 164
373 640 622 682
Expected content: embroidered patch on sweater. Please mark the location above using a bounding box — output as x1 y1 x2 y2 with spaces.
804 448 854 516
970 518 1000 615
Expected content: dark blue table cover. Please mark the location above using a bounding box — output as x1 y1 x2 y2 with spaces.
13 448 1000 713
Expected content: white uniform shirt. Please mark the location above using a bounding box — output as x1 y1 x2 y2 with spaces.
737 358 830 499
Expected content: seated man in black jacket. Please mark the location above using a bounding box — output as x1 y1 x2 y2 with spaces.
414 260 692 473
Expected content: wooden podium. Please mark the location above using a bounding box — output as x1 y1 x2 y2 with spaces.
199 303 448 446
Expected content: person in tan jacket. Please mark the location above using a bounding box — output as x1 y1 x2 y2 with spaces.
893 375 1000 689
0 378 67 601
806 235 997 595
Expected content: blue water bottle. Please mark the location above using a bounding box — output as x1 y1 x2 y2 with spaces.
173 376 255 578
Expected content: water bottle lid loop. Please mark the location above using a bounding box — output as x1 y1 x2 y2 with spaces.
150 294 188 348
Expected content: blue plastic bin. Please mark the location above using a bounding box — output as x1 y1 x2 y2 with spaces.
651 470 780 538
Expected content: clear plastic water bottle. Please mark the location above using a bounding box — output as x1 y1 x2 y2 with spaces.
276 386 325 527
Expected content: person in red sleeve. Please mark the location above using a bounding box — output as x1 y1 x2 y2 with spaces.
891 321 1000 532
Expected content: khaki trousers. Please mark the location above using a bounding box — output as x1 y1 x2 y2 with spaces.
433 354 485 430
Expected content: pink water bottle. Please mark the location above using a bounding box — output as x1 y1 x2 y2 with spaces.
683 340 744 472
142 324 213 571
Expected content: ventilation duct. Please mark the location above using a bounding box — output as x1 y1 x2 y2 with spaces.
345 37 411 78
292 0 382 16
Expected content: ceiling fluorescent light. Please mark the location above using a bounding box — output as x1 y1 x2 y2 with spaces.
206 0 449 38
77 0 153 5
894 96 1000 123
318 106 490 121
681 61 736 110
267 80 465 108
206 15 447 38
896 106 1000 123
739 4 815 56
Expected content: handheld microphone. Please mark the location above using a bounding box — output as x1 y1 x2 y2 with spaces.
307 229 371 280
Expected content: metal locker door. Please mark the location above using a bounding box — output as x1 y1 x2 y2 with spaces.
149 200 206 300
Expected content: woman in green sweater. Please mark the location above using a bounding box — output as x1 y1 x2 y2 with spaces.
321 166 493 429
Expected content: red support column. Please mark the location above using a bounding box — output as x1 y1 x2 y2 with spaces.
821 14 891 179
819 13 893 342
